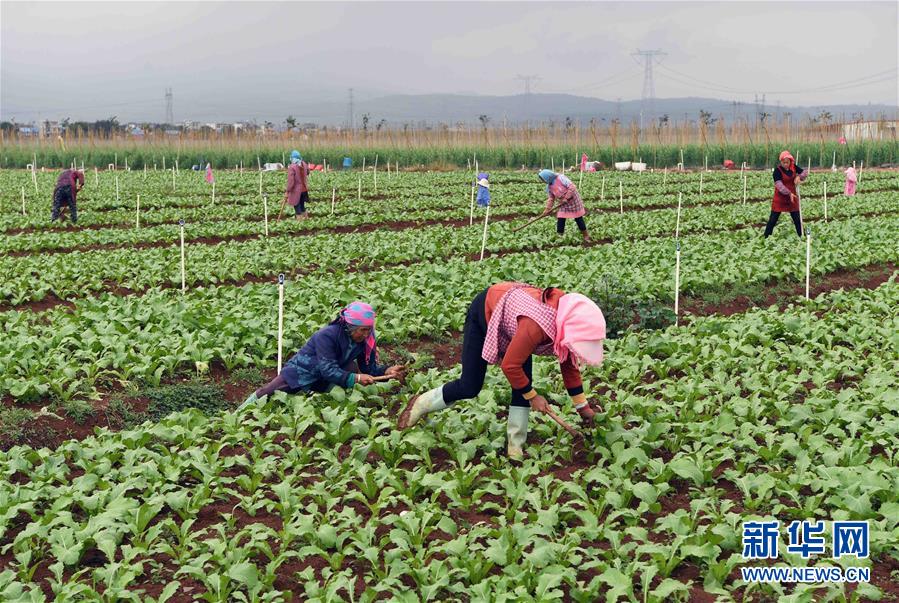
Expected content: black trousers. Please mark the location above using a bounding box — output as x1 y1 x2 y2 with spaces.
51 185 77 223
442 289 533 408
294 191 309 214
764 211 802 237
557 216 587 234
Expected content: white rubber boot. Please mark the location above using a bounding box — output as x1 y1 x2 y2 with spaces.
506 406 530 460
398 386 446 429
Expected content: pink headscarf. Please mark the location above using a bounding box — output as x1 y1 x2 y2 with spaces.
779 151 795 170
553 294 606 366
341 301 377 358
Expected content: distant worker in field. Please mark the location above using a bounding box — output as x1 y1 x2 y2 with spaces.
51 168 85 224
476 172 490 207
764 151 808 238
844 166 858 196
239 301 406 410
397 282 605 459
284 149 310 220
537 169 591 243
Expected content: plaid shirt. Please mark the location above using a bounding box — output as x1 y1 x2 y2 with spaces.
482 283 557 364
545 175 585 218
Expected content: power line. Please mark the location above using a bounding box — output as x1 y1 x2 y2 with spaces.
632 49 666 126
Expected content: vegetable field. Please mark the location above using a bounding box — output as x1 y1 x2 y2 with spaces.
1 163 898 601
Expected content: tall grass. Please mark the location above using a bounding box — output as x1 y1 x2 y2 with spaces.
1 140 895 170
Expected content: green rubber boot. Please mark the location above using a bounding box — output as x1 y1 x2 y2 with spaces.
506 406 530 460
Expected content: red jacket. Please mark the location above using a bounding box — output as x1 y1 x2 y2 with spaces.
286 162 309 206
56 169 85 202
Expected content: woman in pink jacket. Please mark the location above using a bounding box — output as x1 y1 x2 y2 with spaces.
538 169 590 243
844 166 857 196
285 150 310 220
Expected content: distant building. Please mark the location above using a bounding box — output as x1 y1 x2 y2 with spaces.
17 125 40 137
841 121 897 141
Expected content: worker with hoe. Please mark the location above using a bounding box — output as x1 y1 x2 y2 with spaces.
239 302 406 410
283 149 310 220
538 169 591 243
764 150 808 238
51 168 85 224
397 282 606 459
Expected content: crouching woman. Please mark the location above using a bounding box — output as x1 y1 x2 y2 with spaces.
240 301 405 409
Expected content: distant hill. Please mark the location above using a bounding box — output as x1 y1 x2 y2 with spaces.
291 93 896 126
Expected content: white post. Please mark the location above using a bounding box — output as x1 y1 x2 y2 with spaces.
114 153 118 170
805 227 811 300
823 181 828 222
357 176 362 202
277 274 285 373
679 148 684 167
831 150 836 172
135 194 140 229
601 176 606 201
479 205 491 261
675 192 682 239
144 164 147 179
263 194 269 236
374 166 378 194
179 220 186 292
125 157 129 171
331 187 336 215
475 159 478 174
674 241 681 326
578 168 583 190
115 173 119 203
362 156 366 171
551 157 554 172
704 154 708 172
619 180 623 214
858 161 863 186
21 187 26 216
163 156 166 171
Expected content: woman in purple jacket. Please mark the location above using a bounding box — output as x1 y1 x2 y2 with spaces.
239 302 405 410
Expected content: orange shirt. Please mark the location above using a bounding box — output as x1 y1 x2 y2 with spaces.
484 283 583 395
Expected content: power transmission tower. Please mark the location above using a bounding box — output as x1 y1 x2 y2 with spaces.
631 49 666 125
165 88 174 124
347 88 355 130
516 74 540 125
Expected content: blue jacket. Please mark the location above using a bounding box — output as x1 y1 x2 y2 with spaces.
283 322 386 392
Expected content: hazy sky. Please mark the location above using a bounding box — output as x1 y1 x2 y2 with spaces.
2 1 897 123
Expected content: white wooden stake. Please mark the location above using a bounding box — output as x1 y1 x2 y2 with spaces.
601 175 606 201
21 187 26 216
357 176 362 202
619 180 623 214
180 220 186 292
674 241 681 326
578 168 583 190
331 188 336 215
277 274 285 373
704 154 708 171
675 192 682 239
858 161 863 185
823 181 828 222
374 166 378 194
125 157 128 171
135 194 140 228
163 156 166 171
831 150 836 172
551 157 554 171
362 157 366 171
805 227 811 300
479 204 491 261
263 194 269 236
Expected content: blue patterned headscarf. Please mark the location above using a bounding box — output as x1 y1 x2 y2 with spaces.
290 150 302 164
538 169 557 186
